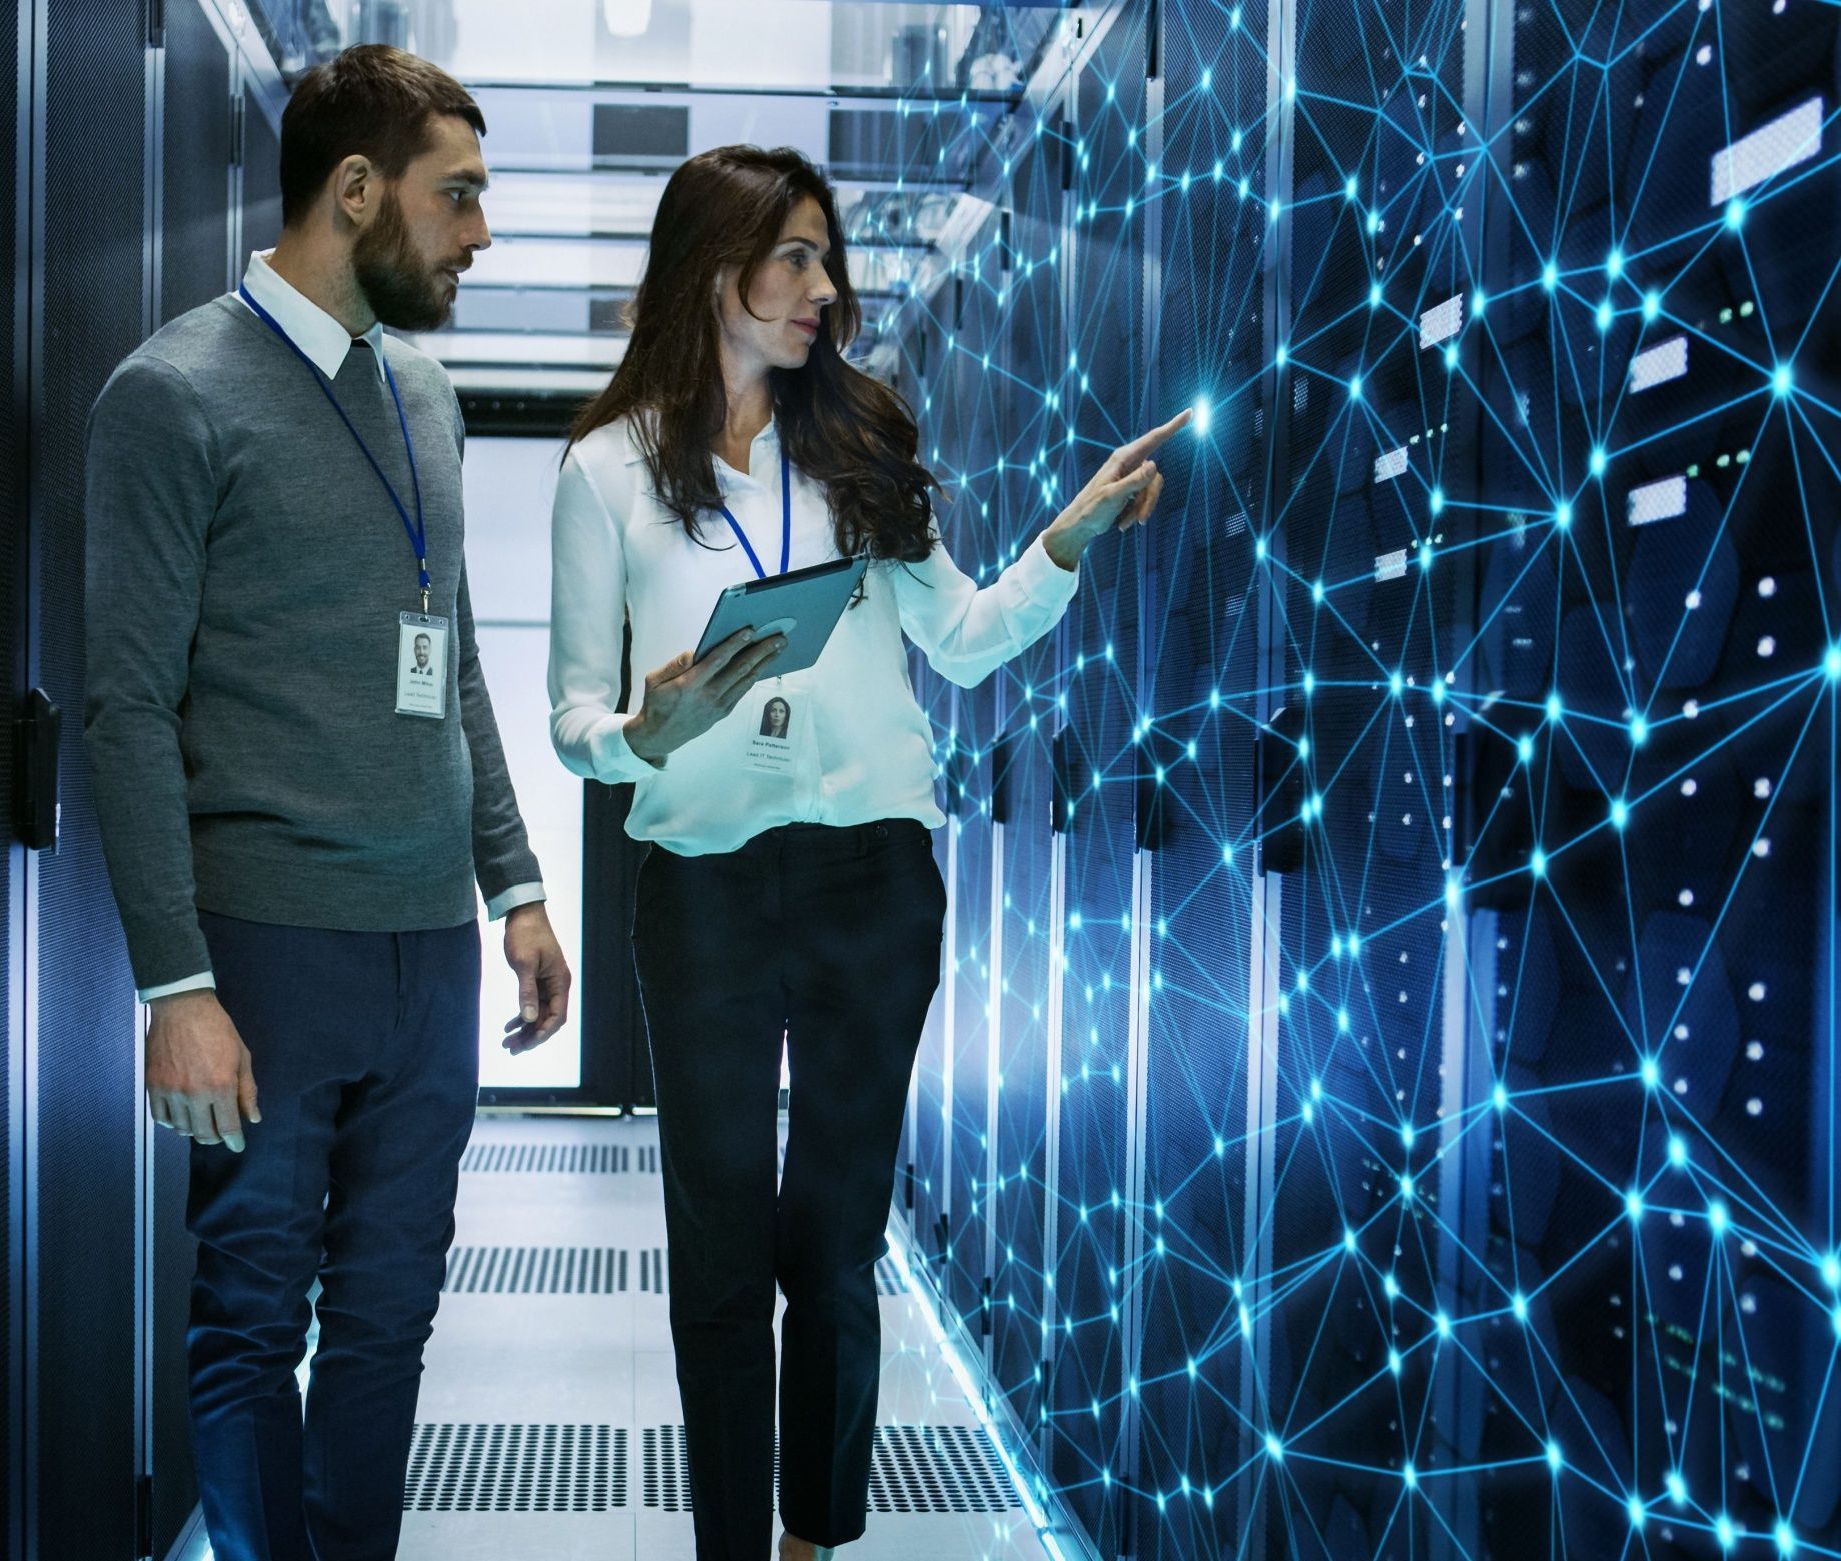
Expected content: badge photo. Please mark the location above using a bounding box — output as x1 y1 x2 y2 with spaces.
740 682 799 776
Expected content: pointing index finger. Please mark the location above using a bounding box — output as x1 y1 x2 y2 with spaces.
1118 408 1196 467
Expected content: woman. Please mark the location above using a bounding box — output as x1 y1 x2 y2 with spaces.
760 696 792 740
547 144 1187 1561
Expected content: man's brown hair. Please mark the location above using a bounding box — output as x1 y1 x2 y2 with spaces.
279 44 486 227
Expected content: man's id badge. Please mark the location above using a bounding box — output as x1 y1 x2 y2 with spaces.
396 612 449 719
740 680 800 776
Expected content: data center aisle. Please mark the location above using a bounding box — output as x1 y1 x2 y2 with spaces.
397 1112 1051 1561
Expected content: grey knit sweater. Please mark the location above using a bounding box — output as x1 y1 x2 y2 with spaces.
83 294 540 990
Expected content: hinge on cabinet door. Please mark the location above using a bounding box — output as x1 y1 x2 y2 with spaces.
13 689 60 853
1050 725 1073 834
135 1474 154 1559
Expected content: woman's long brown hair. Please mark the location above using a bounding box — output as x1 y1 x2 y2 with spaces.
569 144 938 566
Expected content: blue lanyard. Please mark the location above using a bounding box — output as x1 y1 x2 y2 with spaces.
717 445 793 580
238 285 432 607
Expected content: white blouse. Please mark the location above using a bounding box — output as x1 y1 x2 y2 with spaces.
547 412 1082 856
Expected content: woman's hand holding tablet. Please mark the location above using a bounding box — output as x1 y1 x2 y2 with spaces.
626 627 788 764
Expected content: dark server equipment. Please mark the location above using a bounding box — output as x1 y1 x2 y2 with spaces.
8 3 288 1554
882 1 1841 1557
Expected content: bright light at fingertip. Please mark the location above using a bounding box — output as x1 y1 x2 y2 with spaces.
1193 398 1211 433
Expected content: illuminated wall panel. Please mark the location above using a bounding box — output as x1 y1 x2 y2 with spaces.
880 2 1841 1557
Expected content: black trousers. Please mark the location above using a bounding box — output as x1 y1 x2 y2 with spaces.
185 910 481 1561
631 817 947 1559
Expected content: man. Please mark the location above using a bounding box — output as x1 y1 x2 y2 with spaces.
82 45 570 1561
411 630 435 675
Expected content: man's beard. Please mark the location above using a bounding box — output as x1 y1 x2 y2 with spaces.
354 189 454 332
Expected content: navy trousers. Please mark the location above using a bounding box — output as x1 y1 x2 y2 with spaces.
631 818 947 1559
186 909 481 1561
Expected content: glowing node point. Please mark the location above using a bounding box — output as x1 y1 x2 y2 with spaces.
1709 1200 1729 1236
1825 645 1841 680
1776 1520 1796 1556
1430 487 1445 515
1542 261 1559 291
1530 847 1547 879
1626 1190 1643 1222
1716 1514 1736 1549
1726 198 1746 230
1611 798 1629 829
1546 692 1563 721
1643 290 1661 319
1773 363 1793 397
1606 248 1624 278
1555 500 1572 529
1590 446 1607 475
1641 1056 1660 1089
1669 1136 1688 1167
1547 1442 1563 1472
1349 374 1363 400
1628 1495 1646 1530
1390 671 1404 695
1630 715 1648 746
1822 1253 1841 1290
1266 1434 1283 1461
1403 1464 1418 1491
1517 735 1533 763
1666 1472 1686 1505
1511 1292 1529 1323
1493 1082 1509 1111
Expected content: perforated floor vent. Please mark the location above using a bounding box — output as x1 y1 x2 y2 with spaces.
445 1247 628 1294
640 1424 1016 1514
403 1424 625 1511
461 1142 632 1175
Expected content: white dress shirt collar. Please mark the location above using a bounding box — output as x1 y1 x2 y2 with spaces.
239 249 389 385
621 409 782 489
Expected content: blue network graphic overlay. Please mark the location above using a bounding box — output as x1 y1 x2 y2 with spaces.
868 2 1841 1557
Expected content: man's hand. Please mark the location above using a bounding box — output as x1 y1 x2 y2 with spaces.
146 989 260 1151
503 902 571 1054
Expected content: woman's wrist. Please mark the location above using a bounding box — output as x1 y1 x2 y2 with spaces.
625 713 669 766
1042 523 1087 572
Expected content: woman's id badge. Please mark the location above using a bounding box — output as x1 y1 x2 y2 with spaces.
396 612 449 719
740 681 799 776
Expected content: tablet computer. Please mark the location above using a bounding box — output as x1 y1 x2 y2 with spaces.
693 554 869 678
